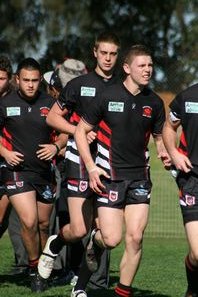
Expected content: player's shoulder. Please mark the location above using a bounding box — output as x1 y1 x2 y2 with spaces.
143 88 164 104
0 90 19 105
180 83 198 98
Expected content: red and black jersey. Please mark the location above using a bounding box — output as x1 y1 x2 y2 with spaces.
83 83 165 180
0 90 55 178
169 83 198 174
57 71 119 179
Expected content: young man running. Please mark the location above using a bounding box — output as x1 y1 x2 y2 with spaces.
74 45 171 296
38 32 120 296
0 58 66 292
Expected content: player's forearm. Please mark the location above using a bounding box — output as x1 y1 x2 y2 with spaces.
162 122 178 157
74 123 95 172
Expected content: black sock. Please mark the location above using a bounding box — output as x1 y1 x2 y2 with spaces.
185 255 198 293
74 253 92 291
115 282 133 297
49 230 66 254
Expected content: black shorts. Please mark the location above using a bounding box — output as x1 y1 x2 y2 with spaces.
64 178 94 199
0 163 7 198
4 169 55 204
176 171 198 224
96 178 152 209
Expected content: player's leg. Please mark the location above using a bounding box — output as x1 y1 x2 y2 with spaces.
115 179 151 297
120 204 149 285
0 194 11 237
184 222 198 296
37 200 53 250
177 172 198 296
10 191 39 263
38 180 93 280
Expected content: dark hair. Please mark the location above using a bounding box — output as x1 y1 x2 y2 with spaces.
17 57 41 75
94 31 121 49
0 56 12 79
124 44 152 64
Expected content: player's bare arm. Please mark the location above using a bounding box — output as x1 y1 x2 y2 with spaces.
46 102 76 135
162 117 192 172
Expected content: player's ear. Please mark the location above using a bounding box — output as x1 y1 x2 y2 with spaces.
123 62 130 75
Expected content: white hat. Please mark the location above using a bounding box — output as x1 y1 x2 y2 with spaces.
58 59 86 87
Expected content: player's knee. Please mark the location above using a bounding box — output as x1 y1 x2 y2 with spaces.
126 231 143 249
190 251 198 265
71 225 87 240
103 234 121 249
21 219 37 233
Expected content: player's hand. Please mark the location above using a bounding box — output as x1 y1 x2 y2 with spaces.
87 131 97 144
171 152 193 173
5 151 24 166
36 144 57 160
158 151 172 170
88 166 110 194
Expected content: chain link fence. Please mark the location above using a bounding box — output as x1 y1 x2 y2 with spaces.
145 169 185 238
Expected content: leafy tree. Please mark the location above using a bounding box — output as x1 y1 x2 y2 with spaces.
0 0 197 92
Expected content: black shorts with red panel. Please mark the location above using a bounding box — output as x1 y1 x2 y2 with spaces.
4 169 55 204
176 171 198 224
96 178 152 209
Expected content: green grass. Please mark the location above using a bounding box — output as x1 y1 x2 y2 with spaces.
0 234 188 296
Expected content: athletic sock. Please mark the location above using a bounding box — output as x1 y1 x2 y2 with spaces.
49 229 66 254
115 282 133 297
185 255 198 293
73 253 92 291
29 257 39 273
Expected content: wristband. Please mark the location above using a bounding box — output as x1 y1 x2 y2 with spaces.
53 143 60 154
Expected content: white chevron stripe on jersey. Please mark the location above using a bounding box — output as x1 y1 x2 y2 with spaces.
95 156 110 170
97 144 109 158
66 139 78 149
65 151 80 164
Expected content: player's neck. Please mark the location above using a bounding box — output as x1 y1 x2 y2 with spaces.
123 79 143 96
95 66 113 80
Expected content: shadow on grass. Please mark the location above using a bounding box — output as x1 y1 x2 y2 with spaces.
0 273 29 287
0 272 171 297
88 287 171 297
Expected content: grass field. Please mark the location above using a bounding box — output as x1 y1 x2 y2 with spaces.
0 234 188 296
0 143 188 296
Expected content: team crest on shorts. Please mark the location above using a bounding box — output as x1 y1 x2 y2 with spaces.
16 181 24 188
109 190 118 202
185 194 195 206
79 181 88 192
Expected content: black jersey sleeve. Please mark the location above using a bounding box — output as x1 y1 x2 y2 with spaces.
0 99 6 130
152 98 166 135
57 80 78 112
169 93 182 119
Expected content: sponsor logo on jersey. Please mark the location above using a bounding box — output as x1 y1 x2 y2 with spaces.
109 190 118 202
6 107 21 116
185 194 195 206
40 107 50 117
79 181 88 192
108 102 124 112
185 102 198 113
142 106 152 118
81 86 96 97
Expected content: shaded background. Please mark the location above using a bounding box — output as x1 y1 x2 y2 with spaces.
0 0 197 93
